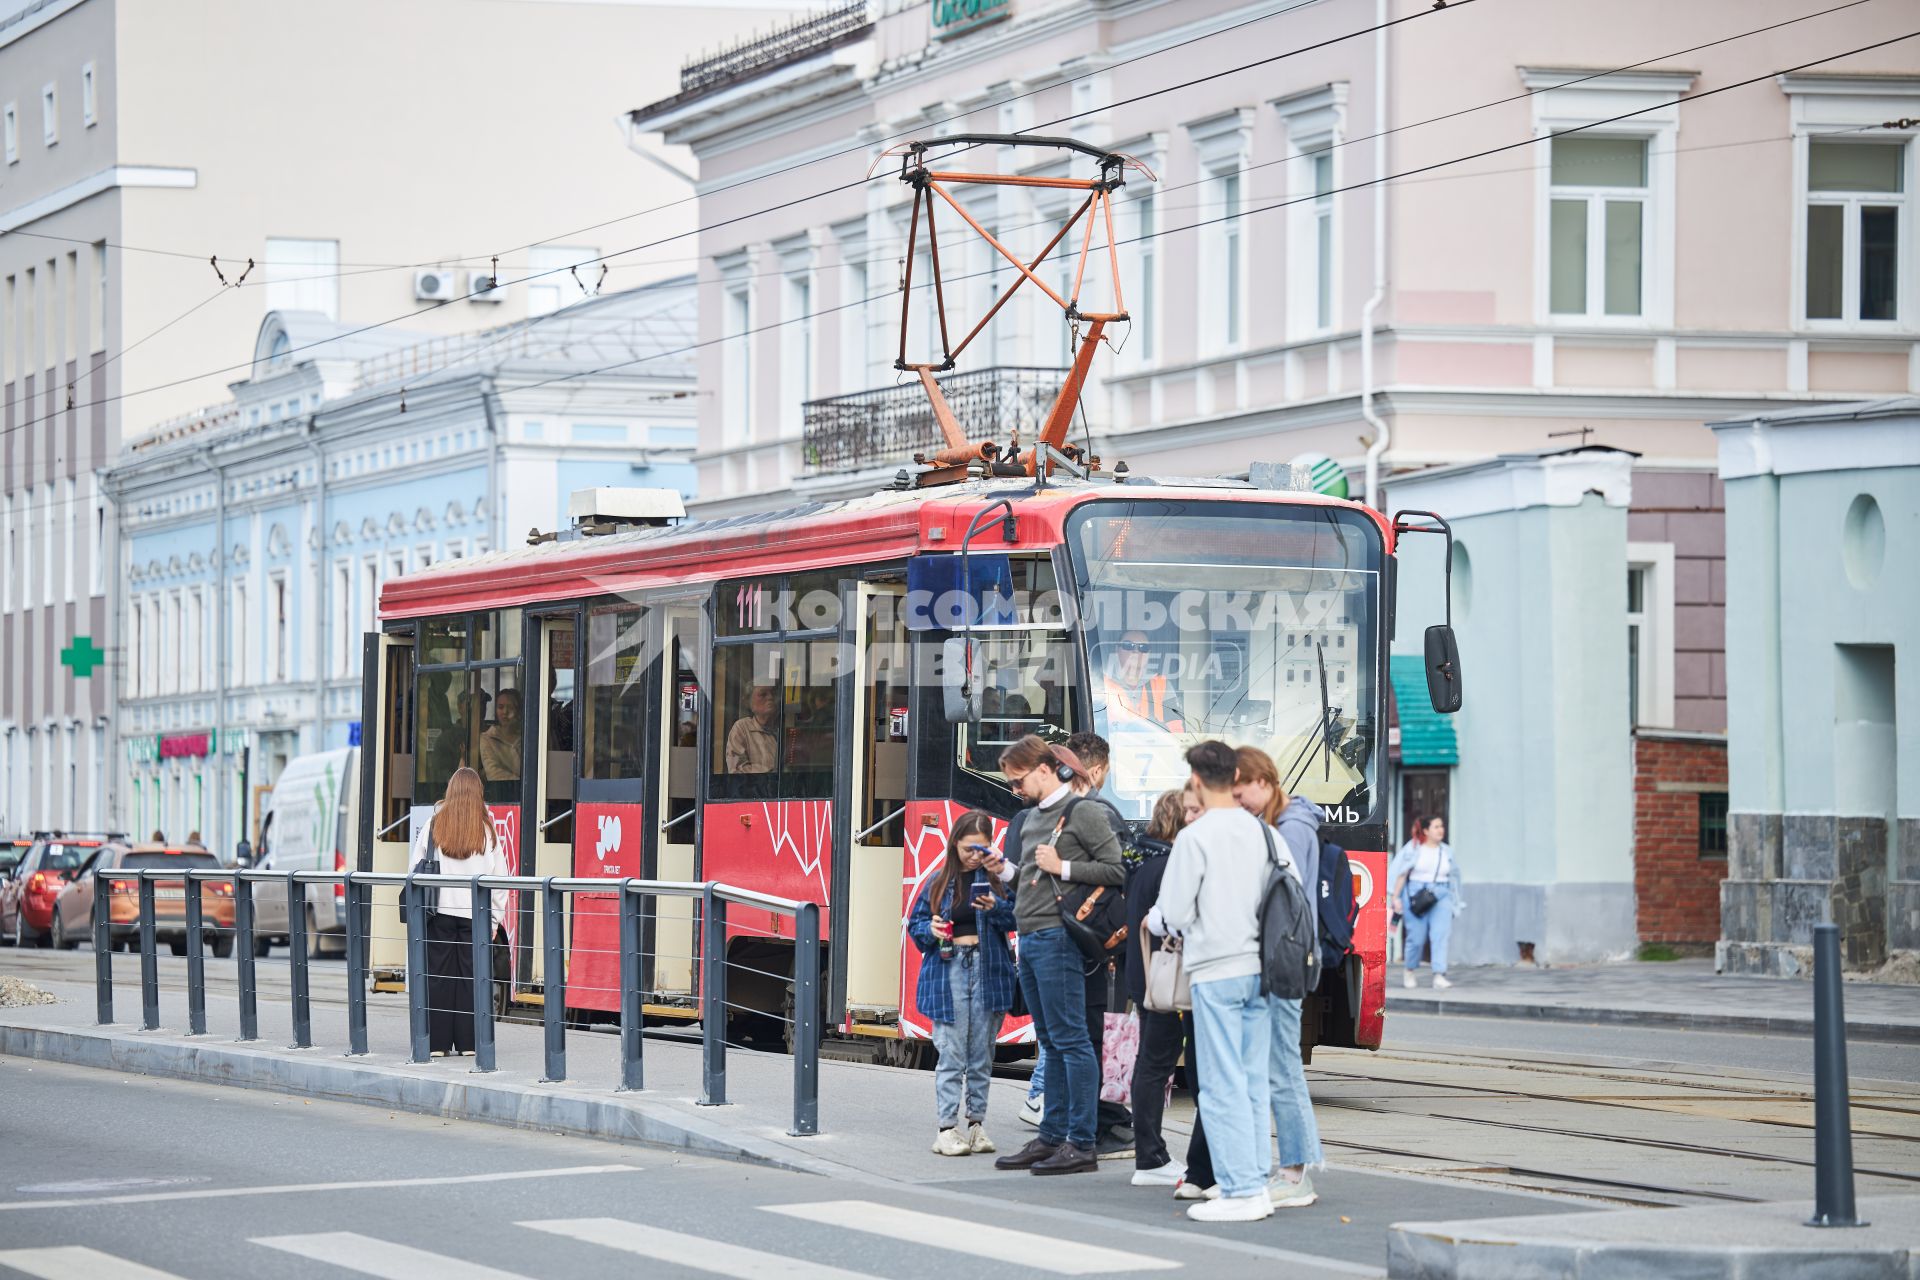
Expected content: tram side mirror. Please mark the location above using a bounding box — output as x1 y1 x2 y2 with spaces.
942 636 983 723
1424 625 1462 714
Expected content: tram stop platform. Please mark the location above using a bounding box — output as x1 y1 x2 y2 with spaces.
1389 1195 1920 1279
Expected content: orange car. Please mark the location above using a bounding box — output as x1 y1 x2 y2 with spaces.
51 845 235 956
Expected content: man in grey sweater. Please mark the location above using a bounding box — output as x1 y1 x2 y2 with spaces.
1151 740 1285 1222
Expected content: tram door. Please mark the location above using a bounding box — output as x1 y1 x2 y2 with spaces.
365 632 415 984
652 607 702 998
527 617 576 984
843 584 910 1014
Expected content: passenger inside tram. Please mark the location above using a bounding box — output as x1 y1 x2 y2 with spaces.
725 685 781 775
479 687 523 782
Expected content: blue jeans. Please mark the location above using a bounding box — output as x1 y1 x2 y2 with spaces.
1027 1048 1047 1102
1016 928 1098 1149
931 947 1003 1128
1268 996 1324 1169
1189 973 1273 1198
1403 881 1453 974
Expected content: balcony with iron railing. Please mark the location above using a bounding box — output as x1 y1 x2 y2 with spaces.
801 367 1066 475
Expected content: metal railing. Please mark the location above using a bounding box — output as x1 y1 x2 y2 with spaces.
679 2 870 97
801 366 1066 474
88 867 823 1137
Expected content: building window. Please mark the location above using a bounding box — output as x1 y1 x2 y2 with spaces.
333 561 353 678
270 572 290 683
1698 791 1729 858
1 494 11 612
838 241 871 393
1549 136 1648 319
1804 138 1905 325
232 580 249 686
1313 154 1335 329
41 482 53 606
2 103 14 164
88 478 105 597
1204 167 1246 348
265 238 340 320
90 241 106 353
1624 544 1676 729
779 267 812 436
721 280 753 444
62 476 75 603
40 83 56 146
527 245 597 318
81 62 96 127
127 600 143 699
1126 187 1159 364
185 587 204 693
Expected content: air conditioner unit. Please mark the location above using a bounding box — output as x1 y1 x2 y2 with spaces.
468 270 504 303
414 269 457 302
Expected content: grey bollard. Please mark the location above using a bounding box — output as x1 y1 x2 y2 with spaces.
1806 922 1865 1228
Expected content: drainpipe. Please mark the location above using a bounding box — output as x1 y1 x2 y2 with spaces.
480 377 502 551
1361 0 1390 510
198 446 228 856
307 420 327 756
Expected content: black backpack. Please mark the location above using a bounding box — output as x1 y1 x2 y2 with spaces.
1257 824 1319 1000
1316 841 1357 978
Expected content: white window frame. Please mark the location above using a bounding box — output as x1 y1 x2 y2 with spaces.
40 482 54 606
269 571 290 684
61 475 75 603
1784 76 1919 334
718 257 754 446
88 476 104 597
834 220 871 395
1274 86 1347 339
1626 541 1675 729
185 586 204 694
1 493 11 612
1524 70 1687 331
40 82 56 146
1111 135 1166 371
1188 110 1254 355
776 238 815 439
332 559 353 678
126 598 143 699
232 578 249 687
81 62 96 127
3 103 15 165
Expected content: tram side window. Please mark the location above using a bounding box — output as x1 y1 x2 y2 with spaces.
542 622 576 846
712 642 783 799
473 668 524 805
963 630 1076 774
416 669 474 801
664 625 701 830
474 608 523 662
583 609 647 780
379 640 416 836
784 637 837 800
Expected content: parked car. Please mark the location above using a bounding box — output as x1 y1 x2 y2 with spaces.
1 834 120 947
1 836 35 880
250 747 357 957
51 844 235 956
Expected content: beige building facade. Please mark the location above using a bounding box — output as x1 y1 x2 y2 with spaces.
0 0 795 835
630 0 1918 515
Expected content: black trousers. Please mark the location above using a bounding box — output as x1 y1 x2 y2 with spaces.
1131 1007 1214 1184
426 913 476 1054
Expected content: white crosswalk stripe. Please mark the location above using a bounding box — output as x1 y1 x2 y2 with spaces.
762 1201 1182 1274
0 1246 188 1280
521 1218 879 1279
251 1233 533 1280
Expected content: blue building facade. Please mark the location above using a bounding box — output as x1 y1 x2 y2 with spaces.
104 281 697 853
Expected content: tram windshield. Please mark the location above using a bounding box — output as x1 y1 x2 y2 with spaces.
1065 499 1382 822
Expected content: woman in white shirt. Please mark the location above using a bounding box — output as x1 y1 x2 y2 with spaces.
1388 816 1461 990
412 767 514 1055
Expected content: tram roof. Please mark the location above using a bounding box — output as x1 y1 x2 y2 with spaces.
378 476 1382 621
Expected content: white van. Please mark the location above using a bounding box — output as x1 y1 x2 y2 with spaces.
252 747 357 955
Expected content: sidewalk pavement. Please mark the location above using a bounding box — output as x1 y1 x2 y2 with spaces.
1387 959 1920 1042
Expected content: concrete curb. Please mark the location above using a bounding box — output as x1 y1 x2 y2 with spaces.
1387 1196 1920 1279
1384 995 1920 1044
0 1021 837 1177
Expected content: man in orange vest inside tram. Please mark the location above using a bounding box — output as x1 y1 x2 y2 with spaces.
1101 629 1185 733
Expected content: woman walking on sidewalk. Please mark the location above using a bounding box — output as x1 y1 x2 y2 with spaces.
1127 788 1217 1198
1390 816 1462 989
908 811 1018 1157
411 767 512 1057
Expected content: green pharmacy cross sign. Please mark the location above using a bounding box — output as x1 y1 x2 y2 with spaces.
60 635 106 679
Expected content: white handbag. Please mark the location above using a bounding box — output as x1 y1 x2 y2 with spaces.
1141 932 1191 1013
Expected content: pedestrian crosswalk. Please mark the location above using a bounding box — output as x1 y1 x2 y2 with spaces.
0 1200 1188 1279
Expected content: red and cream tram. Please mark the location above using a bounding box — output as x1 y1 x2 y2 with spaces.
362 476 1458 1060
358 134 1460 1060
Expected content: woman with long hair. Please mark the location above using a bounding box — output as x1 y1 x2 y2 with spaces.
1126 789 1217 1198
1389 814 1462 989
1229 745 1326 1209
908 810 1017 1156
983 734 1125 1177
412 767 513 1056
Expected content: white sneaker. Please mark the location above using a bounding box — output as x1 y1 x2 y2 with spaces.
966 1123 996 1155
1402 970 1418 989
1269 1169 1318 1207
1019 1095 1044 1128
1173 1179 1220 1201
1130 1162 1185 1188
1432 974 1453 990
931 1127 972 1157
1187 1193 1274 1222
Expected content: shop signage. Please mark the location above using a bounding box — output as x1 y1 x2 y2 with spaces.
932 0 1009 39
159 732 213 759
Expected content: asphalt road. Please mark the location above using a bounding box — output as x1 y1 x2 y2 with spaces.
0 1057 1559 1280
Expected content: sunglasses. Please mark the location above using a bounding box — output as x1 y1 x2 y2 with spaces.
1117 640 1151 654
959 844 993 856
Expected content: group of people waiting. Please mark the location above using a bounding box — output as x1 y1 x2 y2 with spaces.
906 731 1328 1224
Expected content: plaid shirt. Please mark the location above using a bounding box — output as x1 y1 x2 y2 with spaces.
907 878 1018 1024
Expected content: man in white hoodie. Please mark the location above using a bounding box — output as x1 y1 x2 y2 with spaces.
1151 740 1287 1223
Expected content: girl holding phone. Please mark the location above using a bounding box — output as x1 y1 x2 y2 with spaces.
908 811 1018 1156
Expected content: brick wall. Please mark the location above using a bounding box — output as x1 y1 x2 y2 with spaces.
1628 470 1726 733
1633 732 1729 944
